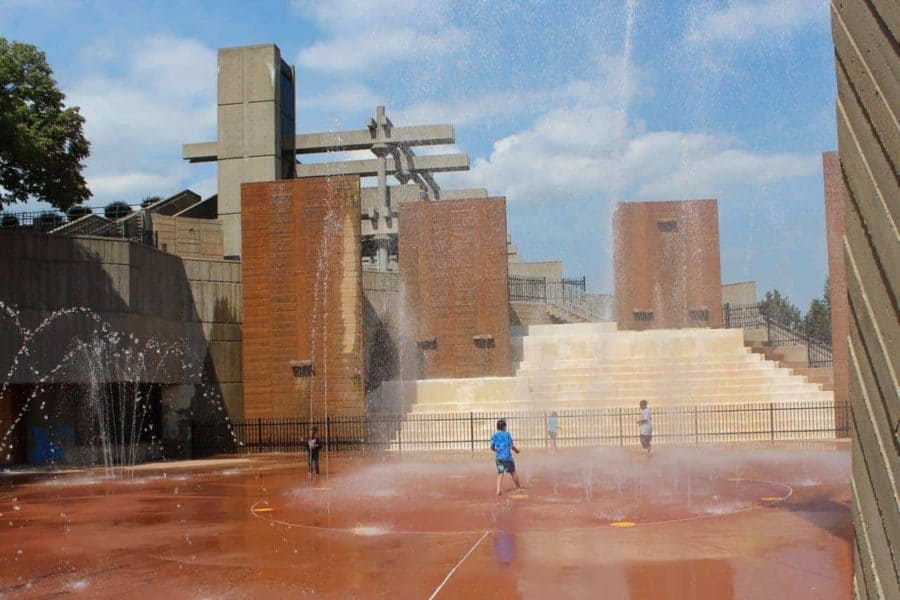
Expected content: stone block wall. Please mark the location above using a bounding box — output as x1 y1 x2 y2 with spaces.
831 1 899 596
614 200 723 330
399 198 512 379
149 214 224 260
241 177 364 419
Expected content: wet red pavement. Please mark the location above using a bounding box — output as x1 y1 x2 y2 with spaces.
0 443 851 598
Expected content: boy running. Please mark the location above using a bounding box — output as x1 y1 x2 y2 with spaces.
547 411 559 452
490 419 522 495
636 400 652 456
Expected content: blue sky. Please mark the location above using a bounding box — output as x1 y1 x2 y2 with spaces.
1 0 837 308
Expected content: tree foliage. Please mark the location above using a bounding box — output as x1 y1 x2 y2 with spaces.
757 289 801 328
141 195 162 208
104 201 131 220
804 279 832 342
0 38 90 210
66 205 92 220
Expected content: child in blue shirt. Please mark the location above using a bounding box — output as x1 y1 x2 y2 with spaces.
490 419 522 495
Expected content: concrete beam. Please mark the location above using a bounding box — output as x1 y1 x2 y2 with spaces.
360 185 489 213
295 125 454 153
182 142 219 163
295 153 469 178
183 124 455 163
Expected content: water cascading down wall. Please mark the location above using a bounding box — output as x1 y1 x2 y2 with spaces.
241 177 365 420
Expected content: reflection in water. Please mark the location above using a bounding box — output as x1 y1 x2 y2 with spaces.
494 532 515 565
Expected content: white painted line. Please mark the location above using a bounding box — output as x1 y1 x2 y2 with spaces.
427 530 490 600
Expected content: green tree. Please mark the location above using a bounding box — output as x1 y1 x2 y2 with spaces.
104 201 131 220
66 205 92 220
804 297 831 343
140 195 162 208
758 289 802 327
0 38 90 210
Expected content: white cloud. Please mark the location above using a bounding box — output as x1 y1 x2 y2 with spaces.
64 34 217 204
294 0 467 72
687 0 827 44
454 84 818 205
86 171 175 199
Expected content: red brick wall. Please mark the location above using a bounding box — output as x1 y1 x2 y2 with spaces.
399 198 512 379
823 152 848 407
614 200 723 330
241 177 364 419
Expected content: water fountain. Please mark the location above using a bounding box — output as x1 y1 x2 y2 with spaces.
0 301 240 475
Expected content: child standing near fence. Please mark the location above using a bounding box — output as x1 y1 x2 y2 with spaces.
305 426 322 476
490 419 522 495
636 400 652 456
547 411 559 452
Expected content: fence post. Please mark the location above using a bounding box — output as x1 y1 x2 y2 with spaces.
769 403 775 441
257 418 262 452
326 415 332 452
618 408 624 446
693 407 699 444
766 318 771 344
396 414 402 453
724 303 730 328
470 412 475 453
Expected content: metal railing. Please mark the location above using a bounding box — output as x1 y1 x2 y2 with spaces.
191 401 849 456
0 206 145 241
723 303 833 368
509 276 604 322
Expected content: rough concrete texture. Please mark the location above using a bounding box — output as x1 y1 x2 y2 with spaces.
831 1 899 597
215 44 294 257
240 177 365 419
399 198 512 379
614 200 723 330
149 213 224 260
721 281 757 307
0 231 243 463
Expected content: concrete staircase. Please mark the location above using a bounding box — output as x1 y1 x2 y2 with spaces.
746 341 835 392
376 324 836 446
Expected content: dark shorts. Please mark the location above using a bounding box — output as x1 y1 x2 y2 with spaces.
640 434 652 449
548 431 557 439
496 459 516 474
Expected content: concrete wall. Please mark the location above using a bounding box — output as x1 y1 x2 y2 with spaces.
400 198 512 379
149 213 224 261
0 231 242 462
721 281 756 307
241 177 365 419
614 200 723 330
831 2 899 597
508 260 563 281
823 152 850 410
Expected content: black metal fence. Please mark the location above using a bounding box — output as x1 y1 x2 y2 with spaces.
192 401 849 456
508 276 586 302
723 303 833 368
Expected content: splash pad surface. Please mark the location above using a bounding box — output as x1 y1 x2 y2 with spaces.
0 443 851 598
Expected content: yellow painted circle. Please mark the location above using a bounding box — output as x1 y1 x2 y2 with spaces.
760 496 783 502
253 507 274 513
313 487 332 491
610 521 636 527
509 493 528 499
726 477 744 482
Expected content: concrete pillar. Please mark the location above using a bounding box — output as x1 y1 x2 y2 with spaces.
216 44 295 258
